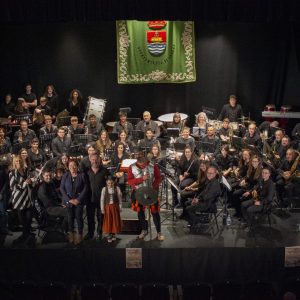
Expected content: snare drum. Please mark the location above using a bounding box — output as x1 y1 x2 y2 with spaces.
85 97 106 121
106 121 116 133
208 119 222 131
231 122 239 131
264 104 276 122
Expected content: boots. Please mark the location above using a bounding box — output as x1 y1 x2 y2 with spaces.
74 233 83 245
68 232 75 244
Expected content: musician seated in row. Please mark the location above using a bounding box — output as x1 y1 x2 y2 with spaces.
180 161 208 212
21 83 37 114
198 126 220 159
275 148 300 207
114 130 134 155
43 84 59 117
0 93 15 118
168 112 182 129
51 127 72 157
218 118 230 143
138 128 161 151
0 126 12 154
67 89 85 122
67 116 85 139
232 155 262 218
111 142 129 196
13 119 36 145
147 144 166 168
136 111 160 138
33 96 53 125
40 115 58 136
14 98 30 116
95 130 112 166
213 145 234 177
37 170 68 230
194 112 208 137
173 146 199 211
185 166 221 225
243 122 262 149
86 114 104 141
176 127 195 151
127 146 164 241
218 94 244 123
112 111 134 138
291 123 300 148
27 138 46 171
57 153 70 173
241 167 275 226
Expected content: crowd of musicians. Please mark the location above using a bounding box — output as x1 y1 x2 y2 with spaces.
0 85 300 245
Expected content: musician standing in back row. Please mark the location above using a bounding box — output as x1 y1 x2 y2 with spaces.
127 146 164 241
218 94 244 123
136 111 160 138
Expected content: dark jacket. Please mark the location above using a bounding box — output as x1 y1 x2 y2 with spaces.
255 178 275 206
198 177 221 211
38 181 61 209
60 171 88 206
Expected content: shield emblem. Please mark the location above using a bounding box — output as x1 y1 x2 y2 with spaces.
146 31 166 56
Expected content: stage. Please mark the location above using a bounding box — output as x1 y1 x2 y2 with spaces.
0 207 299 285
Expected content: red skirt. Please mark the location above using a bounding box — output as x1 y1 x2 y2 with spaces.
102 203 122 234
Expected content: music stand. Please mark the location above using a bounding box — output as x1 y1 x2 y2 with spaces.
220 175 232 226
127 118 141 126
73 134 92 145
12 141 30 154
12 114 33 125
195 141 214 156
67 145 81 157
108 132 119 142
167 128 180 138
202 106 217 119
173 142 186 152
232 136 243 151
131 130 144 141
57 116 71 127
40 133 56 146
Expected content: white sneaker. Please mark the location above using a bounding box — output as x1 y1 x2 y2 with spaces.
107 234 112 243
138 230 148 239
157 233 165 241
111 234 116 241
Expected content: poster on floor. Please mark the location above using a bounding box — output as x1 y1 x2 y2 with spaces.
285 246 300 267
126 248 142 268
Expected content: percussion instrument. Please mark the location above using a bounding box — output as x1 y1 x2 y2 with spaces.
231 122 239 131
263 104 276 122
261 111 300 118
279 105 292 130
85 97 106 122
106 121 116 132
135 186 158 206
154 120 163 127
158 113 188 123
208 119 222 131
0 117 10 125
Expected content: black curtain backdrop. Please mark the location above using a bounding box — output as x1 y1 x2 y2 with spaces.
0 1 300 124
0 21 300 124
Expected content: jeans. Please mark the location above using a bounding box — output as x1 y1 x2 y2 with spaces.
67 205 83 234
138 209 161 233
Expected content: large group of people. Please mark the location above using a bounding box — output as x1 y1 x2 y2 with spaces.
0 85 300 246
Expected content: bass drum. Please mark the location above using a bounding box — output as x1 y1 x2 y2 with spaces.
85 97 106 122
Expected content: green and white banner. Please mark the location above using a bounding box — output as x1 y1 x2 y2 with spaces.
116 20 196 84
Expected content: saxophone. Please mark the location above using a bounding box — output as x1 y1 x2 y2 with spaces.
289 151 300 179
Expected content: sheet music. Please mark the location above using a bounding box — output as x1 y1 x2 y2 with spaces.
121 159 137 168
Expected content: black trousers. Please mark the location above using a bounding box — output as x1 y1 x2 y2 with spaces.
86 202 103 237
46 206 68 232
17 207 33 236
241 199 263 223
138 206 161 233
67 205 83 234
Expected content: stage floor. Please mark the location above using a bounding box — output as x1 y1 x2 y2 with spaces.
1 207 300 250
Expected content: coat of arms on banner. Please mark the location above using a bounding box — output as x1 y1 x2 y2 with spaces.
116 20 196 84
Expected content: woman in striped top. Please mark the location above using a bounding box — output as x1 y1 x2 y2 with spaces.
9 155 33 240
